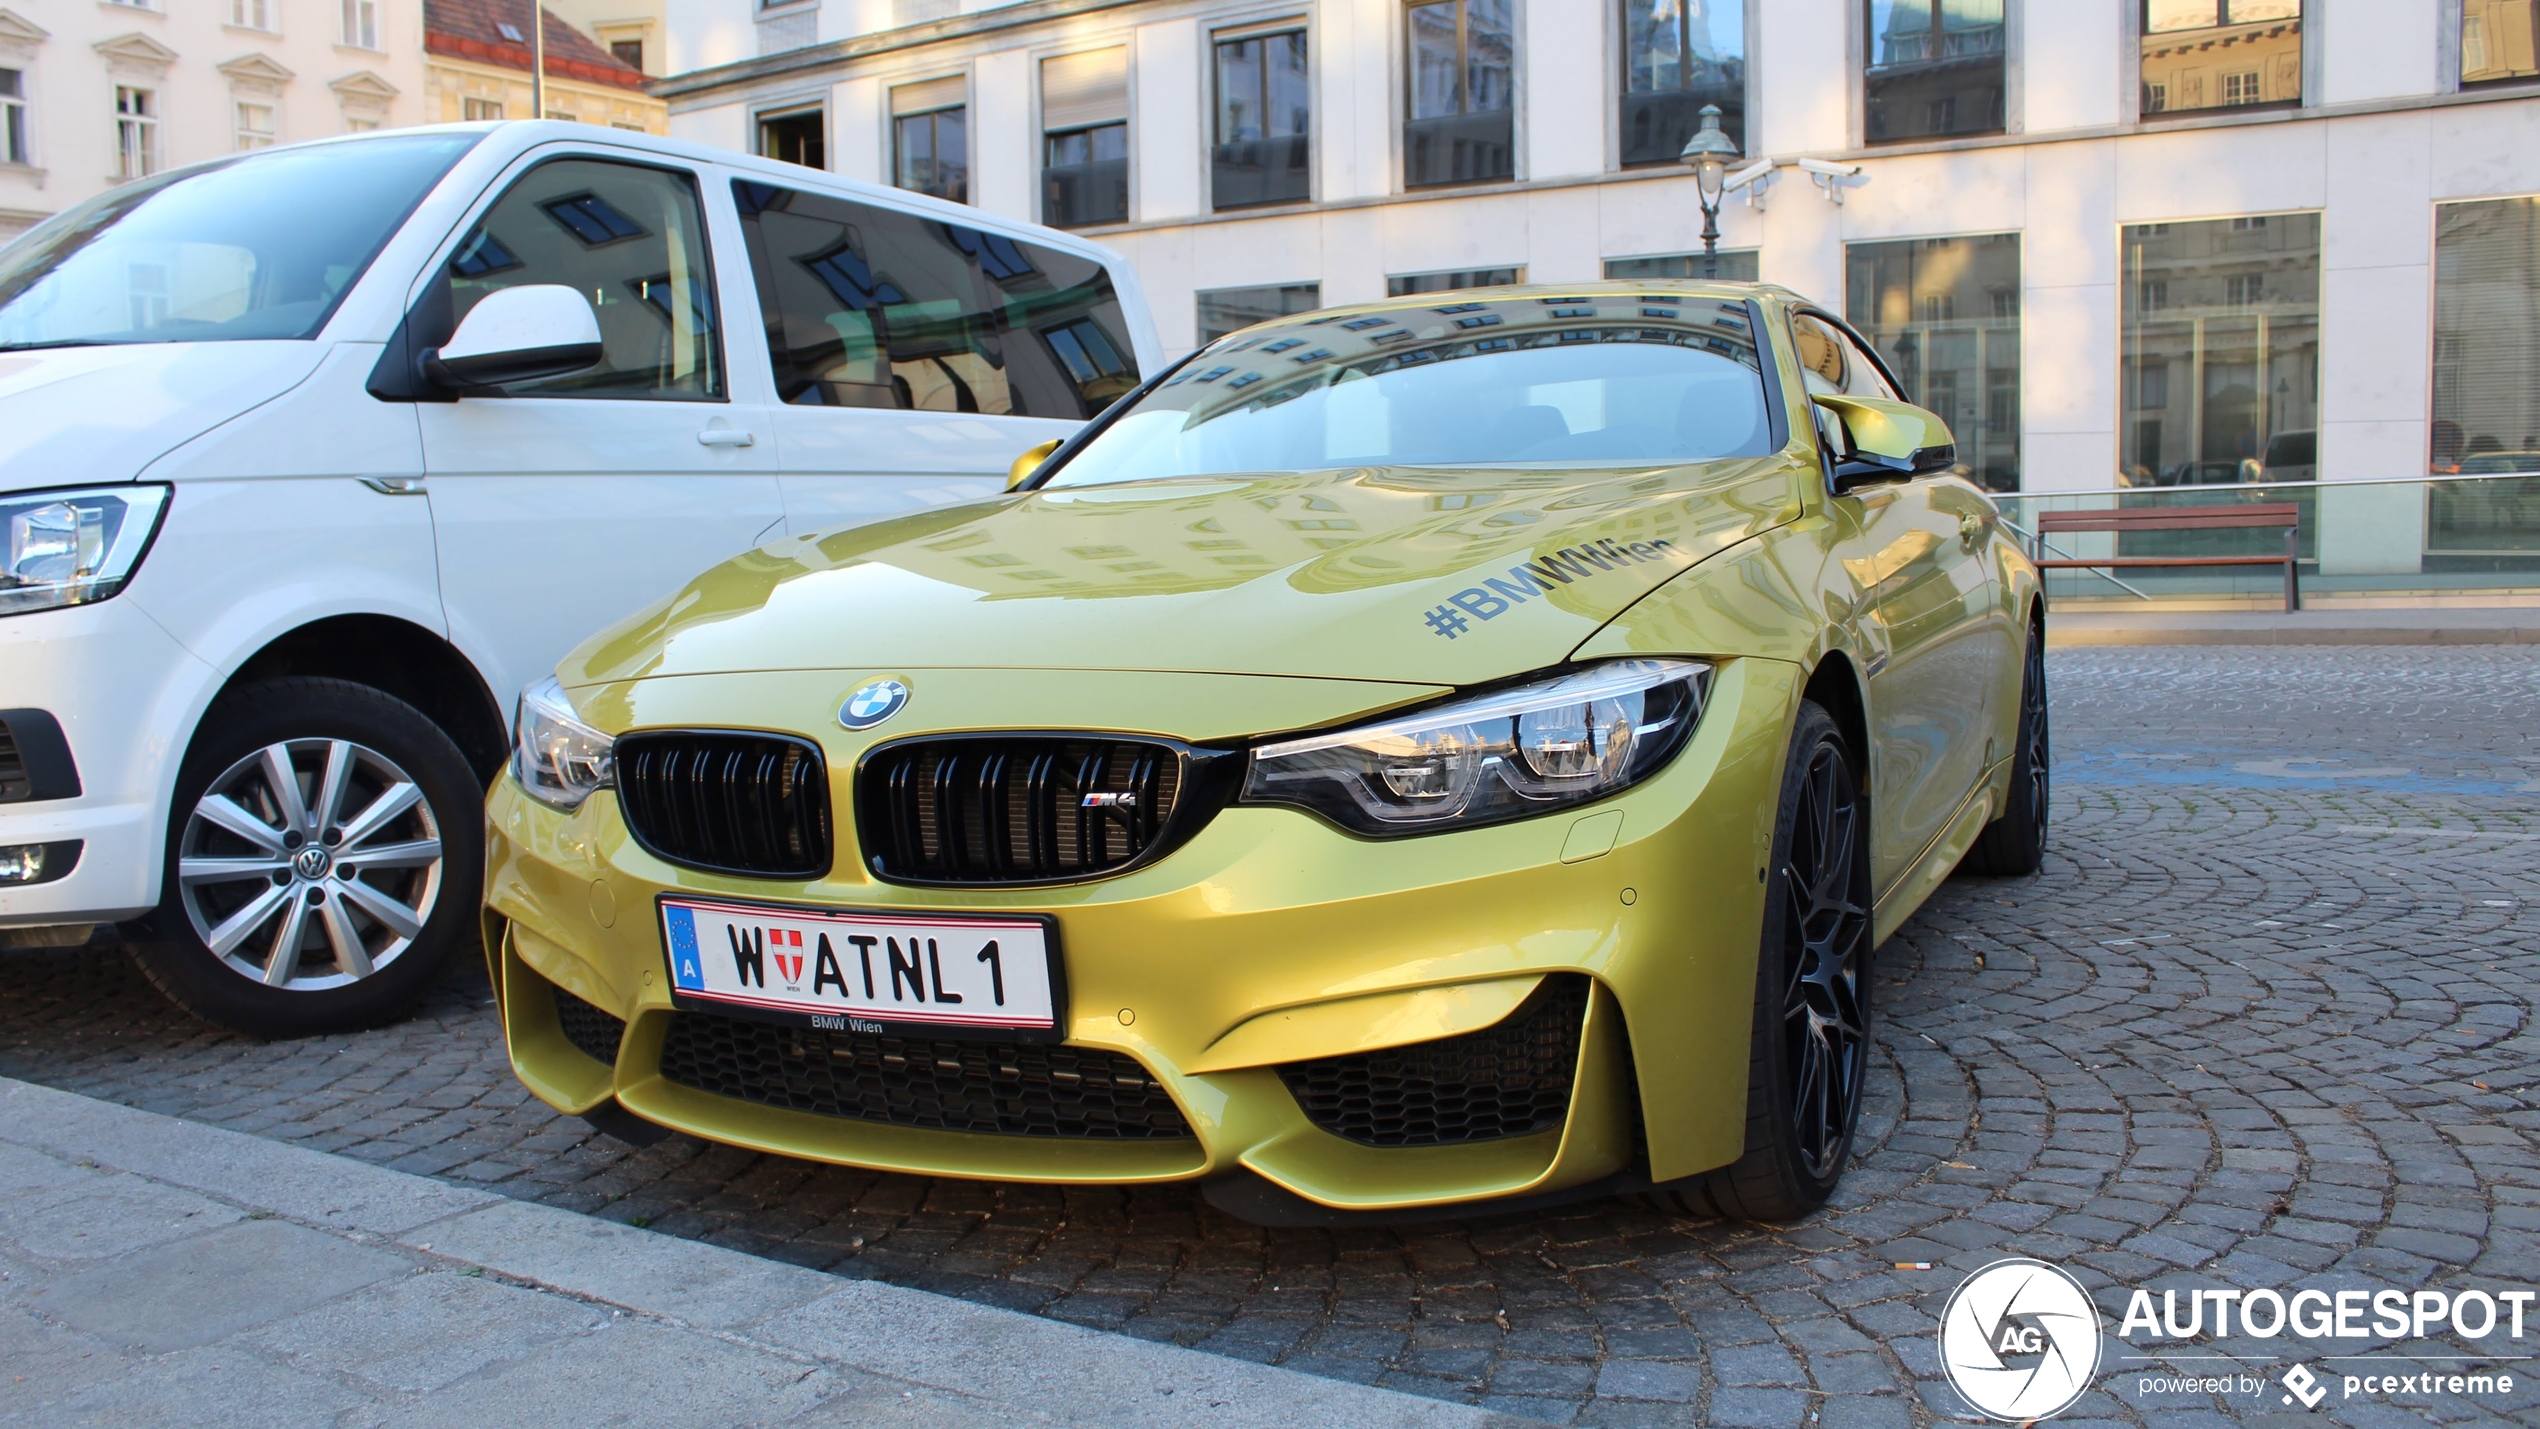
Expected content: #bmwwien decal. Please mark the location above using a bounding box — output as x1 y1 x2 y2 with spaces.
1422 537 1682 639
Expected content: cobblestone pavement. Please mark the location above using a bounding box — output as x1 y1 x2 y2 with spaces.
5 647 2537 1427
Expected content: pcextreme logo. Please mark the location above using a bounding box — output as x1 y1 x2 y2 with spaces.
1938 1259 2103 1422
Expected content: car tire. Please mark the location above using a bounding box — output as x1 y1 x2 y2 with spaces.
1646 700 1873 1223
1960 616 2049 877
127 677 484 1037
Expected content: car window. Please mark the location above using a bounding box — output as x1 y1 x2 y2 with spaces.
442 158 722 400
0 133 479 351
1790 313 1897 400
731 179 1139 419
1042 294 1774 485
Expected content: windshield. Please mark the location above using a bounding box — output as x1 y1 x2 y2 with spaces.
1042 292 1775 487
0 133 480 351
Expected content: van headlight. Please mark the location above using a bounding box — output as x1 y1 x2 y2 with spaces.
513 678 615 811
0 485 170 617
1241 659 1711 836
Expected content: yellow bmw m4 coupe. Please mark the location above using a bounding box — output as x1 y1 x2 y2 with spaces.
485 282 2044 1224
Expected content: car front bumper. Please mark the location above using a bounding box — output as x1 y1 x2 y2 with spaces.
485 657 1801 1212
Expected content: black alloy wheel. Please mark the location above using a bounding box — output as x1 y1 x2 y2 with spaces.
1963 614 2049 876
1645 700 1873 1223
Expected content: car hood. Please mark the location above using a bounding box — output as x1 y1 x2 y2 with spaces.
561 458 1803 695
0 342 329 493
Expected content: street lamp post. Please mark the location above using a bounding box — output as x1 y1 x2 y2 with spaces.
1678 104 1741 280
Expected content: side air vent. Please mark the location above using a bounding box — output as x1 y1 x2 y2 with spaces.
614 730 832 879
856 737 1225 886
551 984 627 1068
1278 975 1590 1148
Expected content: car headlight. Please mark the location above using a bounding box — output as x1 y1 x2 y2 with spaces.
0 485 170 617
513 677 615 811
1242 659 1711 837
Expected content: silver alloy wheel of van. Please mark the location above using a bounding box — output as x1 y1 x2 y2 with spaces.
174 738 445 991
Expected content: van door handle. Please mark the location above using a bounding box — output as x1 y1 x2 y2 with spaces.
697 428 756 448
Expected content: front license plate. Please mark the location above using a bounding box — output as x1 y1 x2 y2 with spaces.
660 896 1061 1039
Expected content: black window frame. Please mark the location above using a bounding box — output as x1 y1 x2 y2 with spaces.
1211 26 1312 211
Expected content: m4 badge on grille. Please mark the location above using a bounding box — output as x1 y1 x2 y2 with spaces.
839 678 911 730
1081 791 1137 809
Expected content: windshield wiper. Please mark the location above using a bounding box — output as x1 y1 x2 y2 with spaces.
0 338 116 353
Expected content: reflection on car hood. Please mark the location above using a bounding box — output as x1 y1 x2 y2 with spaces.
0 342 328 494
565 459 1802 697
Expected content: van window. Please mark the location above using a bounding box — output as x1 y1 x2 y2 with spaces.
443 158 723 400
733 179 1139 419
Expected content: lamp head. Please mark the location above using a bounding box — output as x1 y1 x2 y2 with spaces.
1680 103 1739 202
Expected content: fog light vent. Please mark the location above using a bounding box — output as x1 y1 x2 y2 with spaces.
0 841 79 886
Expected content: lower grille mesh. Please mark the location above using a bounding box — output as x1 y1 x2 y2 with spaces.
0 720 24 803
1278 975 1589 1147
552 985 627 1068
657 1010 1192 1139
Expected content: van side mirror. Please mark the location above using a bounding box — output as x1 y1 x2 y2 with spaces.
1007 438 1063 490
421 285 605 394
1810 394 1958 493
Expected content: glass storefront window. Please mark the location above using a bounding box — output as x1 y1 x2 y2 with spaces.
1845 234 2022 492
2119 214 2319 487
1620 0 1744 168
1605 251 1759 281
1864 0 2004 143
2461 0 2540 86
2140 0 2303 116
1197 283 1320 343
2431 197 2540 473
1405 0 1515 187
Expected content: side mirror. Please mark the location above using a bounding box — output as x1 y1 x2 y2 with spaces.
1007 438 1063 491
1811 394 1957 492
421 284 604 394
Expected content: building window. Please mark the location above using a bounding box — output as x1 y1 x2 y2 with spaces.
2462 1 2540 85
232 0 273 27
2431 197 2540 475
347 116 380 131
1211 27 1310 210
1846 233 2022 492
0 70 25 167
1405 0 1514 188
1386 267 1522 296
341 0 379 48
2140 1 2301 116
235 101 277 149
114 87 155 180
2120 214 2319 486
1620 0 1744 168
891 77 967 203
611 38 644 70
1042 48 1129 229
463 97 505 121
1865 0 2004 142
1198 283 1320 343
1605 251 1760 281
759 107 825 169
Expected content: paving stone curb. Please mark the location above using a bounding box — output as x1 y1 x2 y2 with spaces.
0 1076 1536 1428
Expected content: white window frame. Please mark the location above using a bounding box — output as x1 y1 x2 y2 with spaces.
463 96 505 121
235 99 277 149
231 0 276 32
114 86 156 180
0 66 28 169
341 0 380 51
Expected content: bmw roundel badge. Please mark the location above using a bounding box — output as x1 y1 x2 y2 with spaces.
839 678 910 730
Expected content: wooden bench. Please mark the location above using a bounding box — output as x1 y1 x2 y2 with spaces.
2031 502 2302 613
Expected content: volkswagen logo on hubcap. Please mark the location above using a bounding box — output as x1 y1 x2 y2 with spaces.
839 678 911 730
293 845 332 880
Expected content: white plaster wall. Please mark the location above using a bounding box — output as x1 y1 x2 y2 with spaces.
1135 17 1204 222
969 45 1033 222
1753 0 1847 154
669 97 750 151
666 0 756 75
2020 0 2124 133
2321 0 2440 105
832 75 885 184
2021 140 2121 492
1521 0 1601 181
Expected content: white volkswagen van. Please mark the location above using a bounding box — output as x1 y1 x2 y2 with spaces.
0 122 1159 1035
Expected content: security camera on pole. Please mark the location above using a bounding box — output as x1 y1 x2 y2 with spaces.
1677 104 1740 280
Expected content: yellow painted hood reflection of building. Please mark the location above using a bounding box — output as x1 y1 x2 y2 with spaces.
562 458 1801 694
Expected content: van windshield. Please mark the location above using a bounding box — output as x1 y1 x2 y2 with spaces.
1041 293 1775 487
0 133 480 351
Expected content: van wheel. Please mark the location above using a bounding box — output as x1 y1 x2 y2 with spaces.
1961 618 2049 877
129 678 483 1037
1645 701 1872 1223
